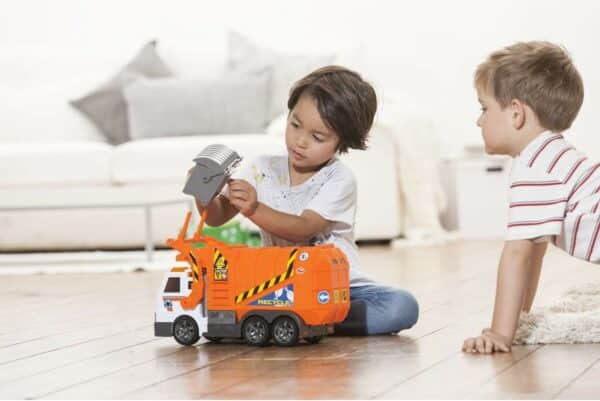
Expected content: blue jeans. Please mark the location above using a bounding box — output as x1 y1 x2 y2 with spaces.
334 284 419 335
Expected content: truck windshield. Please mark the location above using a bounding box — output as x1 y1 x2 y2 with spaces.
164 277 180 293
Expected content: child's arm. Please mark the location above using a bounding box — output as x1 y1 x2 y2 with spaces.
194 195 239 227
227 179 330 242
250 204 329 243
489 239 536 341
186 167 240 227
463 239 536 353
522 242 548 312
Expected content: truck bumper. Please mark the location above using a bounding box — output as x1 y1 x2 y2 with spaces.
301 324 331 338
154 322 173 337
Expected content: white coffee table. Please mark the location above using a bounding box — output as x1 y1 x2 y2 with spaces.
0 187 194 262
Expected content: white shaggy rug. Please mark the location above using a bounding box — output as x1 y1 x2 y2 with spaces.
514 282 600 345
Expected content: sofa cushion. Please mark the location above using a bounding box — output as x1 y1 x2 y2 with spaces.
111 134 287 185
124 72 271 140
70 40 173 145
0 142 112 187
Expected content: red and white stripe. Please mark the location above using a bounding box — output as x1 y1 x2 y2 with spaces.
547 146 575 173
592 185 600 214
509 199 568 208
585 218 600 261
562 157 588 184
511 180 563 188
508 217 564 228
567 163 600 202
570 214 584 256
528 134 563 167
507 133 599 263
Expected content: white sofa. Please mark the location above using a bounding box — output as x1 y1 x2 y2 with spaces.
0 42 401 251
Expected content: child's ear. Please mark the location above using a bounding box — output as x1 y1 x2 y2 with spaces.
510 99 526 130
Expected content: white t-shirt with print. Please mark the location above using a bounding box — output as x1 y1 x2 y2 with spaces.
223 154 375 286
507 131 600 263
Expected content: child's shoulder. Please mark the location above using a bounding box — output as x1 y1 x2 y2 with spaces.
323 158 357 185
512 132 578 180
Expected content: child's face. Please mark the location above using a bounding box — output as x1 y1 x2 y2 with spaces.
285 94 340 172
476 87 517 156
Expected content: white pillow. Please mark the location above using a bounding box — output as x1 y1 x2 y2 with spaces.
70 40 173 145
227 31 335 120
124 73 271 140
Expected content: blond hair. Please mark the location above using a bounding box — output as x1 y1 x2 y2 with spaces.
475 41 584 132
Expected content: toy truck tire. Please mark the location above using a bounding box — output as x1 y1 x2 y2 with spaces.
242 315 270 346
304 336 324 344
173 315 200 346
271 316 299 346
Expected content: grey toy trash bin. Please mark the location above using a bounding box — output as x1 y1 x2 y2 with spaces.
183 144 242 207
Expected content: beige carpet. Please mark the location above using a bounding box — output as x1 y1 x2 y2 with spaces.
514 282 600 345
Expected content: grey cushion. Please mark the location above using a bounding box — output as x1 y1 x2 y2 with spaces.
227 31 335 120
70 40 172 145
123 71 271 140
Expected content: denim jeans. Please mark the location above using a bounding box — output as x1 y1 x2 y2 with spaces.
334 284 419 335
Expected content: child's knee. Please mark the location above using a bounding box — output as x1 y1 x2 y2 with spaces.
391 289 419 330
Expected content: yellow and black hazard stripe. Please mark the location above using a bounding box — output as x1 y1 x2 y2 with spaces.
188 252 200 281
213 248 229 281
213 248 227 269
235 248 298 304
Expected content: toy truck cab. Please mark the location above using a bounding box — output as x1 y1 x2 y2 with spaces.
154 211 350 346
155 266 207 346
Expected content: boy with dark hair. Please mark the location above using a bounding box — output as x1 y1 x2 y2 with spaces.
196 65 419 335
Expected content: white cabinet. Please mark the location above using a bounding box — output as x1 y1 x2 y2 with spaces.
440 156 512 239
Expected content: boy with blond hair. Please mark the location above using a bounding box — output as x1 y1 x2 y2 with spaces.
463 41 598 353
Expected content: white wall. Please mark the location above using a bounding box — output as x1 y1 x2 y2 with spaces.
2 0 599 158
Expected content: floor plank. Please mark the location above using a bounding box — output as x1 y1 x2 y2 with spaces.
465 344 600 399
554 356 600 399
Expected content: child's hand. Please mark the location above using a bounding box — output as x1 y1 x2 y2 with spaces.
462 329 511 354
228 179 258 217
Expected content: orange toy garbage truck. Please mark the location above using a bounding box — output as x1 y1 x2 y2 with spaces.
154 211 351 346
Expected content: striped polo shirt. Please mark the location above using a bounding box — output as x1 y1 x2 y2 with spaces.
507 131 600 263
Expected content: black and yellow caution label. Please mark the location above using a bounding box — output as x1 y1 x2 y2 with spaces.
188 252 200 282
342 289 348 303
213 248 228 281
235 249 298 304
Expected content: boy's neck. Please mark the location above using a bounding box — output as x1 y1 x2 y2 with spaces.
511 127 548 157
288 158 333 186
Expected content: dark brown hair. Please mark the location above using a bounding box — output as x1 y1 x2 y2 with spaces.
287 65 377 153
475 41 584 132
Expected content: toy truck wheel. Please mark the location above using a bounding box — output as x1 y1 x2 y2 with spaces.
271 316 299 346
242 316 270 346
304 336 323 344
173 316 200 346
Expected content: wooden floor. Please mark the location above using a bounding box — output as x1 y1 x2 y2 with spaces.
1 240 599 399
